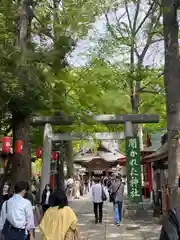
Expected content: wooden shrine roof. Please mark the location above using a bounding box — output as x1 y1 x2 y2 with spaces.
142 132 165 152
143 142 168 162
73 143 126 164
74 151 126 163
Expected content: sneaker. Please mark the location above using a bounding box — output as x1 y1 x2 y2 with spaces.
116 223 120 226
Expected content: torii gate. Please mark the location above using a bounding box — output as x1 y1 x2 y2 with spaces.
31 114 159 197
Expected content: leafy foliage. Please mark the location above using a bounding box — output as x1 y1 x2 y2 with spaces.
0 0 166 150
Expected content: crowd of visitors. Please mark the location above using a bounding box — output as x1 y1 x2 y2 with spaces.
0 173 126 239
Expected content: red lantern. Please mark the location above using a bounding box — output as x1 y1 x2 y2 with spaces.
36 148 42 158
52 151 58 161
14 140 23 154
2 136 11 153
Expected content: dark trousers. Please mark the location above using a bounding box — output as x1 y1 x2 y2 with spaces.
93 202 103 222
3 220 26 240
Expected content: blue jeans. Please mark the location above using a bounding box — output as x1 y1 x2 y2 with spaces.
114 201 123 224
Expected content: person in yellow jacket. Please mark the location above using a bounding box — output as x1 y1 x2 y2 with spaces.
39 190 81 240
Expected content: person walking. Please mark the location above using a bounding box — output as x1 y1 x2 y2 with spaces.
66 177 74 198
2 181 11 202
109 175 124 226
84 179 89 195
39 189 81 240
74 176 80 199
0 181 35 240
91 177 106 224
41 184 52 214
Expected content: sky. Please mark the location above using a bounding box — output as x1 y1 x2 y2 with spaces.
68 3 164 68
68 17 106 67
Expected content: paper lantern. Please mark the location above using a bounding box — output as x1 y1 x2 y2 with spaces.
14 140 23 154
52 151 58 161
2 136 11 153
36 148 42 158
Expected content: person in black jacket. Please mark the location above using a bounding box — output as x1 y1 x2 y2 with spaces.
41 184 52 214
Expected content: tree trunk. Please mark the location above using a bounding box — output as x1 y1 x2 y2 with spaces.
65 141 74 178
11 114 31 184
162 0 180 209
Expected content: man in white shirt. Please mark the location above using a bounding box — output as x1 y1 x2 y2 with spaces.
91 177 104 224
0 181 35 240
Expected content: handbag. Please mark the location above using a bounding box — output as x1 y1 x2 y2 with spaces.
65 228 81 240
34 204 43 226
101 186 107 201
110 184 121 203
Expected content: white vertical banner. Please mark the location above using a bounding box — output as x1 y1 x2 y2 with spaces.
113 140 119 153
88 136 93 151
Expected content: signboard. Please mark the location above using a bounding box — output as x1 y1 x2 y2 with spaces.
126 137 142 203
93 170 103 174
143 164 149 183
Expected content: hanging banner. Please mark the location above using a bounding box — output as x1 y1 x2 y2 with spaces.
143 163 152 192
143 164 149 183
31 162 36 177
35 158 42 176
126 136 142 203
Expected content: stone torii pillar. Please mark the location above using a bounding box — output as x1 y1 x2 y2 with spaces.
40 124 53 196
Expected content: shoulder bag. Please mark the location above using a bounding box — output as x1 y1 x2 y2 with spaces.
101 186 107 202
110 184 121 203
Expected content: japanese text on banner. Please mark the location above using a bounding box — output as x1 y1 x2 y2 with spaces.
126 137 142 203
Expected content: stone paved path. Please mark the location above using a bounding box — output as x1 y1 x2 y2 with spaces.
35 196 161 240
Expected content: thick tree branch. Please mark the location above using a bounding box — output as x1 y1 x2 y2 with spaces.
141 90 158 94
124 1 133 32
138 9 162 64
132 0 140 32
151 38 164 44
114 10 126 25
135 1 155 35
138 72 164 93
105 12 130 45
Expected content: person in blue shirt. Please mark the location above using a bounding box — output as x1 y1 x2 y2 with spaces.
0 181 35 240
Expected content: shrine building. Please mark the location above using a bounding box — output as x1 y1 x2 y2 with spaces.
73 143 126 177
